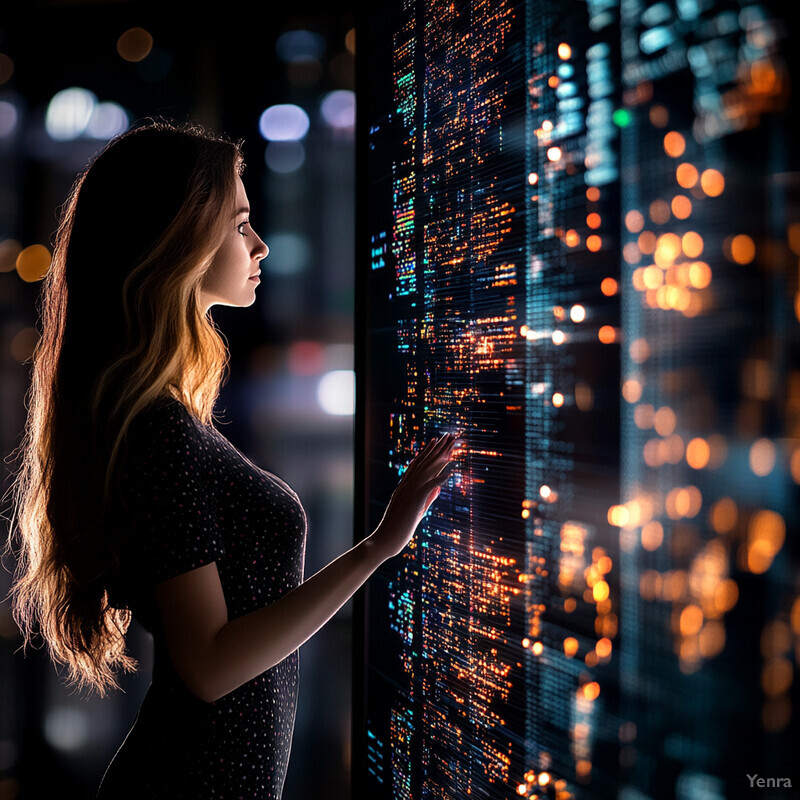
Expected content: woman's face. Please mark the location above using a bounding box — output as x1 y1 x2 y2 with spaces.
200 175 268 310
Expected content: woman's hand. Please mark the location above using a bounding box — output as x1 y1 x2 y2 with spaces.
369 432 460 560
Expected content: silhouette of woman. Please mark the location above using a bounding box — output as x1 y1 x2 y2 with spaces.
5 120 458 799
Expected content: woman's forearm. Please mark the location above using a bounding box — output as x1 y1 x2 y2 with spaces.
203 533 387 702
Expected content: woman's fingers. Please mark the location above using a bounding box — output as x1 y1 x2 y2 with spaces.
402 432 461 487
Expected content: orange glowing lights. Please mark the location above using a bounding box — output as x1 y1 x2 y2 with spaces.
581 682 600 701
681 231 704 258
586 234 602 252
623 243 641 265
586 212 601 229
641 520 664 551
649 199 670 225
642 265 663 289
596 638 612 658
528 172 539 185
538 772 551 787
532 641 544 655
746 509 785 574
680 605 704 636
749 438 776 476
598 325 616 343
637 230 657 255
625 210 645 233
565 229 580 247
688 261 712 289
699 621 726 658
558 43 572 59
663 131 686 158
517 784 527 796
728 234 756 264
552 392 565 407
762 658 793 698
607 505 630 527
671 195 692 219
700 168 725 197
686 437 710 469
621 378 642 403
654 232 681 266
629 337 650 363
547 146 562 161
569 304 586 322
16 244 52 282
548 75 560 88
586 186 600 202
665 485 702 519
676 162 699 188
593 581 609 602
117 27 154 62
564 637 579 658
601 277 618 296
714 579 739 614
709 497 737 534
649 104 669 127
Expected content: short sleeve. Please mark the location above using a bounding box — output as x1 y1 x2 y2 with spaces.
122 398 225 586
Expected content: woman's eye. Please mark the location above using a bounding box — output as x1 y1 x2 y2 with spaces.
237 221 250 236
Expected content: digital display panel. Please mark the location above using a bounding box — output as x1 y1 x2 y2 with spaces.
357 1 799 798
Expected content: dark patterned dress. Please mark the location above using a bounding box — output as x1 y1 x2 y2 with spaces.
98 396 307 799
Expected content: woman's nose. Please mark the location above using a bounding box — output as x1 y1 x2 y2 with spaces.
254 237 269 260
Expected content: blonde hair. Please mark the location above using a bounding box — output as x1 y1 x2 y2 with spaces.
4 120 243 695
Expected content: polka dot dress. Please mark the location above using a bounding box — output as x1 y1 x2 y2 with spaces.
98 396 307 800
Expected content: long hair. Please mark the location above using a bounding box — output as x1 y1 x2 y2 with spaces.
4 120 243 696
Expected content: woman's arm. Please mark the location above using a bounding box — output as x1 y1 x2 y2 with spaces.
155 432 459 703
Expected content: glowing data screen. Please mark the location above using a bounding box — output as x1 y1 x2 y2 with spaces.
357 1 799 798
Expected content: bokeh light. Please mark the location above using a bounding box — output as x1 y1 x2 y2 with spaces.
116 27 154 62
320 90 355 130
700 168 725 197
317 370 355 416
276 30 326 62
0 100 18 138
86 102 129 140
16 244 52 281
663 131 686 157
725 234 756 264
265 141 306 173
45 87 97 141
676 162 698 188
259 104 310 141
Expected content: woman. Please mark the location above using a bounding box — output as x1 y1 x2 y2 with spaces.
4 120 458 799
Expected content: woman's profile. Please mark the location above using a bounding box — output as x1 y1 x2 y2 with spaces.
3 120 458 799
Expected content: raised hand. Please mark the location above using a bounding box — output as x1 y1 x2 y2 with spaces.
370 433 460 560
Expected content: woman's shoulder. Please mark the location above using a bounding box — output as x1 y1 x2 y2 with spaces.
124 395 210 459
131 395 198 430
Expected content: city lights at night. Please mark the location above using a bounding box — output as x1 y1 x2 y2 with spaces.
360 1 798 798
